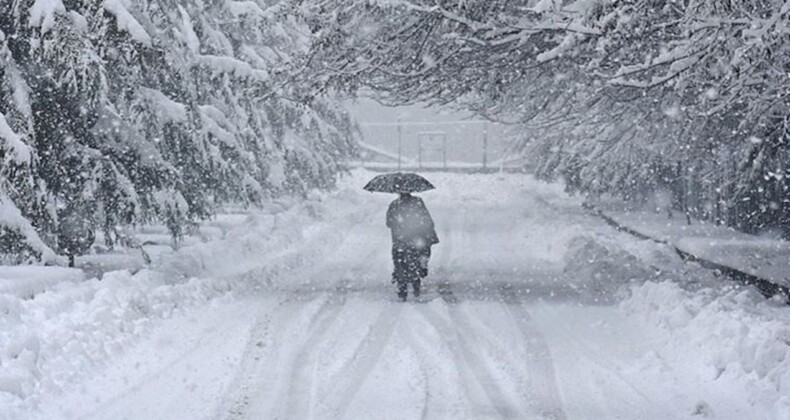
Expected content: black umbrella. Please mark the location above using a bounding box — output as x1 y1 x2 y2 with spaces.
363 172 435 193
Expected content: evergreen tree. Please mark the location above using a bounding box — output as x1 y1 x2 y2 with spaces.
0 0 358 262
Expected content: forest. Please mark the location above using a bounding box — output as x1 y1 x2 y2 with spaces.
1 0 789 264
0 0 358 263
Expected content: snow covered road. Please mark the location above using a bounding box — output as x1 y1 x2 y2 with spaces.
20 171 790 420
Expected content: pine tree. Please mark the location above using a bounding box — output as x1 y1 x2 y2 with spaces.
0 0 358 262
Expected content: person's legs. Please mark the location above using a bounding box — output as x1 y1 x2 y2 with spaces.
391 246 400 283
403 247 422 298
392 246 409 300
393 245 424 301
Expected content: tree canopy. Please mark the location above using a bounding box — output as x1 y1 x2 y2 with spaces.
301 0 790 236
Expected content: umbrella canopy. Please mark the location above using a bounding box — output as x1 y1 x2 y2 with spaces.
363 172 435 194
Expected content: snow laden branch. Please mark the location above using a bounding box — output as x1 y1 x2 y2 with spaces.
299 0 603 106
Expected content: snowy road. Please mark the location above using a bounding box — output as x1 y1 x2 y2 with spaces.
32 172 776 420
220 194 570 420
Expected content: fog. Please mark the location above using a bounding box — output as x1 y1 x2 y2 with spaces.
346 97 510 166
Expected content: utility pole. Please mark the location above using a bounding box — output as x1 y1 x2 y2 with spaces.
397 118 402 170
482 121 489 170
443 135 447 170
418 132 422 169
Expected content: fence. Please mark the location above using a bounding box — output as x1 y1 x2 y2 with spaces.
353 120 520 171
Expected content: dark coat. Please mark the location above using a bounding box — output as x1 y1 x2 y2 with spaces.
386 194 439 249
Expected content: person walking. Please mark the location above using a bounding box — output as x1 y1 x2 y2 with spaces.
387 192 438 301
363 172 438 301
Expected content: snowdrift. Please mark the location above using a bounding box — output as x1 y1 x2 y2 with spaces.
622 281 790 418
0 185 371 417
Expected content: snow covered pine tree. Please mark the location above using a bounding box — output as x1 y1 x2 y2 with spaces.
0 0 357 263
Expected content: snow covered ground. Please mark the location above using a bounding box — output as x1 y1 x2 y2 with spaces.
2 170 789 420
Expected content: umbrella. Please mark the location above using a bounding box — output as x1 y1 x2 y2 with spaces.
363 172 435 193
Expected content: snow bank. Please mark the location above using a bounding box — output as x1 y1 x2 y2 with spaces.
622 281 790 418
0 267 83 298
76 251 147 279
562 234 659 303
558 212 790 417
0 185 372 417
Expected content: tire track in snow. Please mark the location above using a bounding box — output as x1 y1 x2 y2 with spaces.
399 309 487 420
452 194 566 419
221 223 384 420
397 320 435 420
424 200 531 417
219 288 330 420
417 295 527 419
499 283 567 420
279 282 350 419
415 304 482 416
272 217 390 418
318 301 402 418
218 285 347 420
219 306 272 420
265 225 385 419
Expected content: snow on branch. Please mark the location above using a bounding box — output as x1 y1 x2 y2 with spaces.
0 193 58 264
228 1 270 18
195 55 270 80
198 105 241 150
138 88 188 123
28 0 66 33
103 0 152 46
175 6 200 54
0 113 32 166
